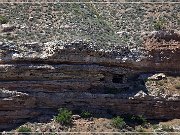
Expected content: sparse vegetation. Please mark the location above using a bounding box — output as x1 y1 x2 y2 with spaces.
132 115 147 126
0 15 8 24
81 110 91 118
54 108 72 125
1 2 180 133
153 18 166 30
17 126 31 133
122 114 147 126
112 116 126 129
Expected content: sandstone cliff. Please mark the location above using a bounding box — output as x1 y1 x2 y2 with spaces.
0 2 180 131
0 36 180 130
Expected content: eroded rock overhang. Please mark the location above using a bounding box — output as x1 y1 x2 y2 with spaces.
0 30 180 130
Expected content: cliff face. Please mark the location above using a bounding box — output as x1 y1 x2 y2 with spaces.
0 2 180 131
0 37 180 130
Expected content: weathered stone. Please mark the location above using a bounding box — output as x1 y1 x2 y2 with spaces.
148 73 166 80
0 38 179 131
72 115 81 120
1 24 15 32
138 73 166 81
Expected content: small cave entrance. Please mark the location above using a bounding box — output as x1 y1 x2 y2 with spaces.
112 74 124 83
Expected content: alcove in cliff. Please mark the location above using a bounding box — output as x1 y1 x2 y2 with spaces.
112 75 124 83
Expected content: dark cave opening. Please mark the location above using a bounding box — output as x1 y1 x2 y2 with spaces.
112 75 124 83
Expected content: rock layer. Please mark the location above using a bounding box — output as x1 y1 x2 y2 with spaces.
0 36 180 131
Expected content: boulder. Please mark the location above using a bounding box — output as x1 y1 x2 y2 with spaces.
1 24 15 32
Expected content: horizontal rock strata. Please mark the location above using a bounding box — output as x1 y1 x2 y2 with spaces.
0 38 180 131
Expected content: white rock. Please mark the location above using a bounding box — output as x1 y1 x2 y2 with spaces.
72 115 81 120
134 91 147 98
1 24 15 32
148 73 166 80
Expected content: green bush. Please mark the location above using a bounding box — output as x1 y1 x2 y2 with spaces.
54 108 72 125
112 116 126 129
81 110 91 118
122 114 147 126
131 115 147 125
0 15 8 24
154 21 163 30
18 126 31 133
153 18 165 30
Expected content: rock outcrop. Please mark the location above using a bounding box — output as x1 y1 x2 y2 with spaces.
0 2 179 131
0 34 180 130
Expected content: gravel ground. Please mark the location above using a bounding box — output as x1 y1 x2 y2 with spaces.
9 117 180 134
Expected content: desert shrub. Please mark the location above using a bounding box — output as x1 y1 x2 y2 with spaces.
122 114 147 126
131 115 147 125
18 126 31 133
54 108 72 125
153 18 165 30
81 110 91 118
0 15 8 24
112 116 126 129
